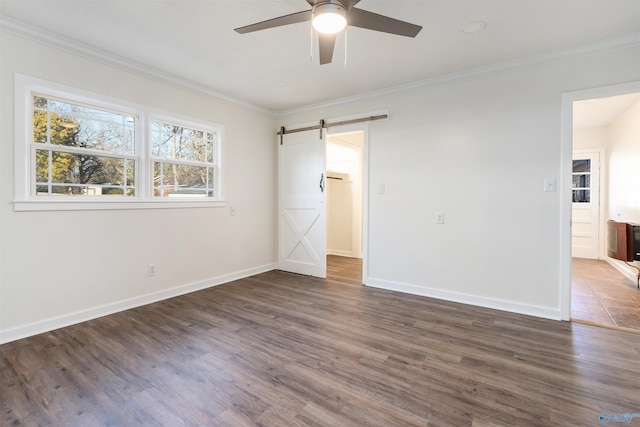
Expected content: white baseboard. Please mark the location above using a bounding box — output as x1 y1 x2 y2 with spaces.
0 263 276 345
364 277 562 321
605 257 640 285
327 249 354 257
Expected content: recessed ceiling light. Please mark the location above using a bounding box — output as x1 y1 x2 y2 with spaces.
463 21 487 35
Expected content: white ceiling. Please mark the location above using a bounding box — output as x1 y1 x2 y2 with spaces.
573 92 640 129
1 0 640 113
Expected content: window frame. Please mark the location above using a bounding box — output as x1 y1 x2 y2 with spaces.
14 74 225 211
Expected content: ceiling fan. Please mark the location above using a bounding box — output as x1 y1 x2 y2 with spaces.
234 0 422 65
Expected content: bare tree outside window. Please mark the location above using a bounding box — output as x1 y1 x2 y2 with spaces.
151 121 216 198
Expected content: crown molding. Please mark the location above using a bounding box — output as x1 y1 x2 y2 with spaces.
275 32 640 117
0 15 272 115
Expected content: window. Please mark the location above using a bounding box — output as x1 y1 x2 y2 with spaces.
33 95 137 197
14 75 224 211
572 159 591 203
151 120 218 198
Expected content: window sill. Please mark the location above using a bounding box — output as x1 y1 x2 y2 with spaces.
13 199 227 212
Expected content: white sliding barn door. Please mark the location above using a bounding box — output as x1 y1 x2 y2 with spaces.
278 129 327 278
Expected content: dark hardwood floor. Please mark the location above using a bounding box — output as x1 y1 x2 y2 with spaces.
2 255 640 426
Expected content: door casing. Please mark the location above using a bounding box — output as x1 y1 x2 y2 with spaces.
560 81 640 320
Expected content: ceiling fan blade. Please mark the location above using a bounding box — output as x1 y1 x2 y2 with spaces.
347 8 422 37
319 33 337 65
235 10 312 34
343 0 362 9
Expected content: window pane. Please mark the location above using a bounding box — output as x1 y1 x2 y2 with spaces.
36 149 134 197
572 174 590 188
154 162 214 197
33 110 49 143
101 186 135 197
35 150 49 182
572 159 590 173
34 184 134 196
125 159 135 187
151 122 214 163
573 189 590 203
32 95 135 154
33 96 47 109
50 151 120 185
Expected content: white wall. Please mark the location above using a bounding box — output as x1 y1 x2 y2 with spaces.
280 45 640 320
0 31 277 342
327 171 354 257
573 127 608 150
607 99 640 223
607 99 640 277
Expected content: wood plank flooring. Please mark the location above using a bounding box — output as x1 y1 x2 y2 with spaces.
572 257 640 331
2 255 640 426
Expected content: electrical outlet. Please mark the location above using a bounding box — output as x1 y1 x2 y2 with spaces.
148 264 157 277
435 212 444 224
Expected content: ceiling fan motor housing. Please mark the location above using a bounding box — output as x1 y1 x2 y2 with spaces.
312 1 347 34
313 0 347 15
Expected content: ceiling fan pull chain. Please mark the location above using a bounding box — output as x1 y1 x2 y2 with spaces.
309 21 312 62
344 26 348 68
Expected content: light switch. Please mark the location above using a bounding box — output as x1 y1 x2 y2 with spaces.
544 178 556 192
378 184 385 194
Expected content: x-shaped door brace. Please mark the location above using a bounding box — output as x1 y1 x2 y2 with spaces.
281 208 321 265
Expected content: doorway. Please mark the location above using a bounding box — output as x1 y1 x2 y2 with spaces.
277 119 371 282
562 83 640 330
326 131 364 260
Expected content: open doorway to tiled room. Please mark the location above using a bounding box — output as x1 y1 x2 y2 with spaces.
571 258 640 332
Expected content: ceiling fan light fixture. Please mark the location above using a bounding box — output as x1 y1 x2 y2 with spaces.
312 3 347 34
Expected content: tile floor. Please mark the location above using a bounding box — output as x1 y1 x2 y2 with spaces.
572 257 640 332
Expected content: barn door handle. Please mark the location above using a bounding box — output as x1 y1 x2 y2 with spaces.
319 173 325 193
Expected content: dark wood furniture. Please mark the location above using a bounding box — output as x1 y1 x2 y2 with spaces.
607 220 640 287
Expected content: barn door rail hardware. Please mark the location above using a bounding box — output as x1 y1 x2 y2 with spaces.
277 114 387 144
